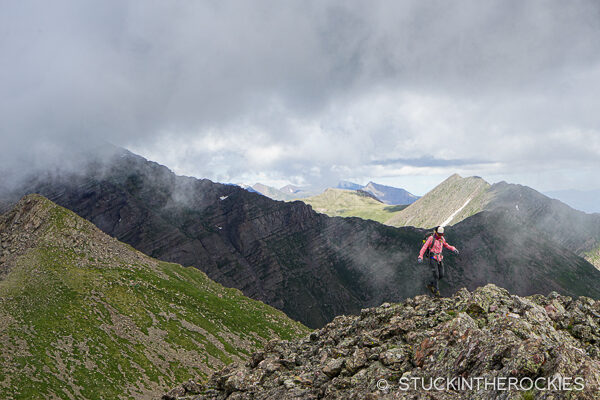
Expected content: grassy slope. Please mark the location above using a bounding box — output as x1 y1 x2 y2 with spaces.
298 188 407 223
385 174 491 228
584 244 600 271
0 195 309 400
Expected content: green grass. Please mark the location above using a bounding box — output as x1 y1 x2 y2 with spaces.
583 244 600 270
298 188 408 223
0 196 309 400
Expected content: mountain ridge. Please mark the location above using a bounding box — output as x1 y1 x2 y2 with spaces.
250 181 419 206
2 149 599 330
0 194 308 399
164 283 600 399
385 174 600 270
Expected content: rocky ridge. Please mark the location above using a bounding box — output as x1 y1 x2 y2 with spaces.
165 284 600 399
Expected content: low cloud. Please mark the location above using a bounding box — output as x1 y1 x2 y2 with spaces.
368 157 493 168
1 1 599 192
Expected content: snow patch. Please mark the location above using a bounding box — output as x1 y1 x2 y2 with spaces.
441 197 472 227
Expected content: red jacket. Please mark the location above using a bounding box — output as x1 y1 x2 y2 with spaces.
419 234 456 262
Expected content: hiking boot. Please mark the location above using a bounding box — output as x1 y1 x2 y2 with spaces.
426 283 437 295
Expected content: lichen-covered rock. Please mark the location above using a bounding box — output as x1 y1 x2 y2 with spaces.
322 358 345 378
166 284 600 399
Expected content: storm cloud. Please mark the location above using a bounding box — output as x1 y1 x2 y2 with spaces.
1 0 599 193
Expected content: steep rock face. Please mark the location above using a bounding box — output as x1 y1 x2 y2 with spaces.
166 284 600 400
485 182 600 257
0 195 308 399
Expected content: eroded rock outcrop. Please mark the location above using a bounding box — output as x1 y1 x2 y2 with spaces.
165 284 600 399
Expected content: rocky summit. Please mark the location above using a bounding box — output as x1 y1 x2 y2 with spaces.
164 284 600 399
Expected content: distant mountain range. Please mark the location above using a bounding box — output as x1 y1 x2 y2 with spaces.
299 188 408 223
361 181 420 205
249 180 420 206
250 183 297 201
1 147 599 330
246 183 319 201
545 189 600 214
0 194 307 399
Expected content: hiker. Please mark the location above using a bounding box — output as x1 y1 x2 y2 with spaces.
417 226 459 297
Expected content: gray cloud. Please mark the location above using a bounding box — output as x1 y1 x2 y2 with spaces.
1 0 599 191
369 157 493 168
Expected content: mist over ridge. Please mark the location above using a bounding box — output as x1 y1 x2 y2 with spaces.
2 1 600 193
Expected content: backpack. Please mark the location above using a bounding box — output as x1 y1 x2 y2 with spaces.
422 226 440 258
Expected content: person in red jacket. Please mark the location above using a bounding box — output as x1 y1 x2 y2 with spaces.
418 226 459 297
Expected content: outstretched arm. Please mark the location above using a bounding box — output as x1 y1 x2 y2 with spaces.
443 240 458 253
443 240 455 251
419 236 433 259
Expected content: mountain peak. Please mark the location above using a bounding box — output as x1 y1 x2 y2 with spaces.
8 193 55 216
4 193 52 222
280 184 303 193
364 181 385 189
386 174 490 228
1 194 63 242
0 193 148 275
361 182 419 205
336 180 363 190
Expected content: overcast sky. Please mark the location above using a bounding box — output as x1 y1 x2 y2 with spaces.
2 0 600 195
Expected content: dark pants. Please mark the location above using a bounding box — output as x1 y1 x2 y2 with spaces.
428 257 445 291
